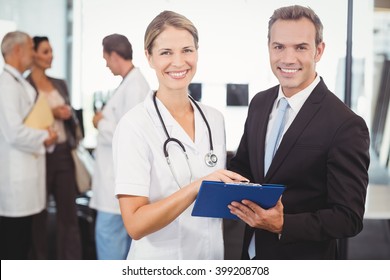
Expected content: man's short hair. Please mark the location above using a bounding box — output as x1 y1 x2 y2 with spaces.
1 31 30 58
102 33 133 60
268 5 323 46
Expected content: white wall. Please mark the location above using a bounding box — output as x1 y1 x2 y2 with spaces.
0 19 17 69
0 0 67 78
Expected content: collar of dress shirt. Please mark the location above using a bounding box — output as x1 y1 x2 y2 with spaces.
276 74 321 114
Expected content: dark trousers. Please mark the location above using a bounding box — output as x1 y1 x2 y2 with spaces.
30 143 82 259
0 215 33 259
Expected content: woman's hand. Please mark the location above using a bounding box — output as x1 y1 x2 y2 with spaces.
119 170 248 240
203 169 249 183
52 105 72 120
192 169 249 193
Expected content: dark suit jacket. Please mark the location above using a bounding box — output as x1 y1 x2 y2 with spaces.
229 78 370 259
26 75 81 149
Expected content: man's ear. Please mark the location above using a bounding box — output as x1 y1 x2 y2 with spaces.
315 41 325 63
111 51 120 62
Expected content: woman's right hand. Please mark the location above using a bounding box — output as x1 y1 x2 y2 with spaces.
193 169 249 192
119 169 248 240
52 105 72 120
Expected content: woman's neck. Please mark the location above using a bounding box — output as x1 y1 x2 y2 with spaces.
30 67 53 91
156 88 193 117
30 67 47 81
156 88 195 141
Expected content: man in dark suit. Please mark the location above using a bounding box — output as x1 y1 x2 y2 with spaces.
228 5 370 259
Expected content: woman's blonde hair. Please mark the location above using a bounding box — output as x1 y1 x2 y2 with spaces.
144 10 199 54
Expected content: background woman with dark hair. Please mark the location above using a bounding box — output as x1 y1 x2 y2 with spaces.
27 36 82 259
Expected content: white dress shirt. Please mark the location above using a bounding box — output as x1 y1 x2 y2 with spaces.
265 75 321 146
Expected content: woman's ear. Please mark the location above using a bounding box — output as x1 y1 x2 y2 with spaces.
145 50 154 69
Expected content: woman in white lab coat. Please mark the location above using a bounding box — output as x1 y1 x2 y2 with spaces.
113 11 247 259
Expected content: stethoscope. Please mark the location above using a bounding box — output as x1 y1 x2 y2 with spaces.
153 91 218 186
4 67 37 102
4 68 23 84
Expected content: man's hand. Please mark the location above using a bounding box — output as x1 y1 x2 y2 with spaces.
92 111 103 128
228 197 284 234
43 127 58 147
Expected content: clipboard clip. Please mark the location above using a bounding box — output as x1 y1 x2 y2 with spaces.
234 181 262 187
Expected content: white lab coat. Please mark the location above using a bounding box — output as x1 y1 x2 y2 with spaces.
0 65 48 217
113 91 226 259
90 67 150 214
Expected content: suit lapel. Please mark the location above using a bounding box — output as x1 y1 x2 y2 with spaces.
265 80 327 180
255 88 278 181
50 78 70 104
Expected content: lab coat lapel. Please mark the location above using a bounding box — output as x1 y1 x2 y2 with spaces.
169 115 196 150
147 94 196 149
4 65 36 104
193 102 206 148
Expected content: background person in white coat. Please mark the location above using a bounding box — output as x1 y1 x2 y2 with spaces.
113 11 248 259
90 33 150 260
0 31 57 259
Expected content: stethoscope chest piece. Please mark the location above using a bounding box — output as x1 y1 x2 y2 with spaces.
205 151 218 167
153 91 218 175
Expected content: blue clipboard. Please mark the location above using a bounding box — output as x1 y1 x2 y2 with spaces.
191 180 286 220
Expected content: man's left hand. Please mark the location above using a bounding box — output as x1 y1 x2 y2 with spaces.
228 197 284 234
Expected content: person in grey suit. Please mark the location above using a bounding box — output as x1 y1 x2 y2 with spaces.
228 5 370 259
0 31 58 259
26 36 83 259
